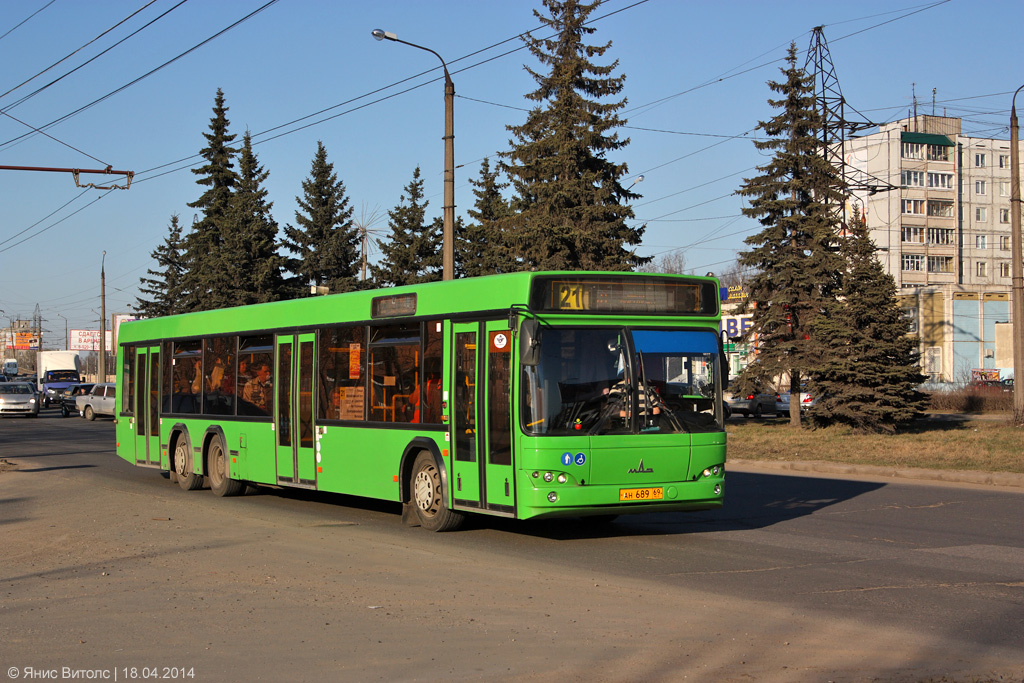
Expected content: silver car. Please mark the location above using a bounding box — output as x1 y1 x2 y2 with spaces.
725 386 778 418
76 382 117 420
776 390 818 416
0 382 40 417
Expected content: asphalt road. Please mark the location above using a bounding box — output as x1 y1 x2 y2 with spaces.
2 412 1022 682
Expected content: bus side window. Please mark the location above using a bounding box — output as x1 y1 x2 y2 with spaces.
369 323 420 423
318 326 367 421
237 335 274 417
171 340 202 415
203 336 236 416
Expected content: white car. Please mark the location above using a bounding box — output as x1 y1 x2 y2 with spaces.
0 382 39 417
76 382 117 420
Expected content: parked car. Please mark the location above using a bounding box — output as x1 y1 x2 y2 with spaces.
969 378 1013 393
776 390 818 416
725 383 778 417
76 382 117 420
59 383 95 418
0 382 40 417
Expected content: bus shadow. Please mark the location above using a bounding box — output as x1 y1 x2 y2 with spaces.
15 464 97 473
511 471 887 540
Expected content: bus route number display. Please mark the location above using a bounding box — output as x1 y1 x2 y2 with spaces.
533 275 713 316
558 283 587 310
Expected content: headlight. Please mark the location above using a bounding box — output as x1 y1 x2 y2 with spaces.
547 492 558 502
543 472 554 482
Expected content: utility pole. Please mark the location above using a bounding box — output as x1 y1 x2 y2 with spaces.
99 251 107 383
1010 85 1024 425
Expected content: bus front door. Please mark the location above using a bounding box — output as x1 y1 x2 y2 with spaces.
451 321 515 516
132 346 160 466
275 333 317 488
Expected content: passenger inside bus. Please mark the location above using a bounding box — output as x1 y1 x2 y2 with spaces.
242 363 273 415
408 363 442 424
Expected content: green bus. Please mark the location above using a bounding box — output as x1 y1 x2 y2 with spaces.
115 271 727 531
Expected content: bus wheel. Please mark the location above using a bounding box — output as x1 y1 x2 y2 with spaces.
173 436 203 491
208 437 244 497
411 452 464 532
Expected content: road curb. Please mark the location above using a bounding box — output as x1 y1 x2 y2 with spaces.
728 458 1024 489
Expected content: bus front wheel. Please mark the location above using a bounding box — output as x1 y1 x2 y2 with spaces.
207 437 244 497
173 436 204 491
410 452 464 532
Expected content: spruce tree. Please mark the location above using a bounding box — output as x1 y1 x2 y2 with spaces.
226 131 287 305
735 44 846 427
281 141 359 295
458 157 511 277
371 167 441 287
500 0 647 272
807 214 926 432
182 88 238 312
134 214 186 318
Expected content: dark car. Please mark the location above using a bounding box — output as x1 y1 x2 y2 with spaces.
59 383 95 418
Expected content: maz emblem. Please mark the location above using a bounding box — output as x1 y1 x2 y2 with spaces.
627 459 653 474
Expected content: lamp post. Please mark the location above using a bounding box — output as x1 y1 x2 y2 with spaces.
99 251 107 382
1010 85 1024 425
373 28 455 280
627 175 645 192
56 313 68 350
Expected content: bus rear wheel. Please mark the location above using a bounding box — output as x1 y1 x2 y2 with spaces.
208 438 244 497
411 452 463 532
173 436 203 491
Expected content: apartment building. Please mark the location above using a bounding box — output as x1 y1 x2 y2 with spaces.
846 115 1018 382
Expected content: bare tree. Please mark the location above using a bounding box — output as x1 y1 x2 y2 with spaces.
638 250 687 274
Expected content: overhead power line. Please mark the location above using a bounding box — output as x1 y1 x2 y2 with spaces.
0 0 56 44
0 0 279 152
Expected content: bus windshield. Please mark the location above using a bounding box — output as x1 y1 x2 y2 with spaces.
520 327 722 436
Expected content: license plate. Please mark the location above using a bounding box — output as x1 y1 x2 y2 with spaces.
619 487 664 502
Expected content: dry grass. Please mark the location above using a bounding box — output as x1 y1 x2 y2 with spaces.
927 387 1013 412
726 415 1024 474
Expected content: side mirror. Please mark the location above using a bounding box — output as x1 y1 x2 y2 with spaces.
519 319 541 367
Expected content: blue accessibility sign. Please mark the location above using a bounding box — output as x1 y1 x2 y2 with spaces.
574 452 586 466
561 452 573 466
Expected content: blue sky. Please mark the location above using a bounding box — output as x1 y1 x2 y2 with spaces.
0 0 1020 343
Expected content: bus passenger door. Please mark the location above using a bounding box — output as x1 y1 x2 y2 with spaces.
275 333 317 488
133 346 160 466
450 321 515 515
451 324 480 506
482 322 515 514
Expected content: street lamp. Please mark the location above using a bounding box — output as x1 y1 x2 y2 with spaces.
627 175 645 191
99 251 107 382
56 313 68 350
373 28 455 280
1010 85 1024 424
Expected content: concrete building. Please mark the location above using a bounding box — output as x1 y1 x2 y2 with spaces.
846 115 1019 383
